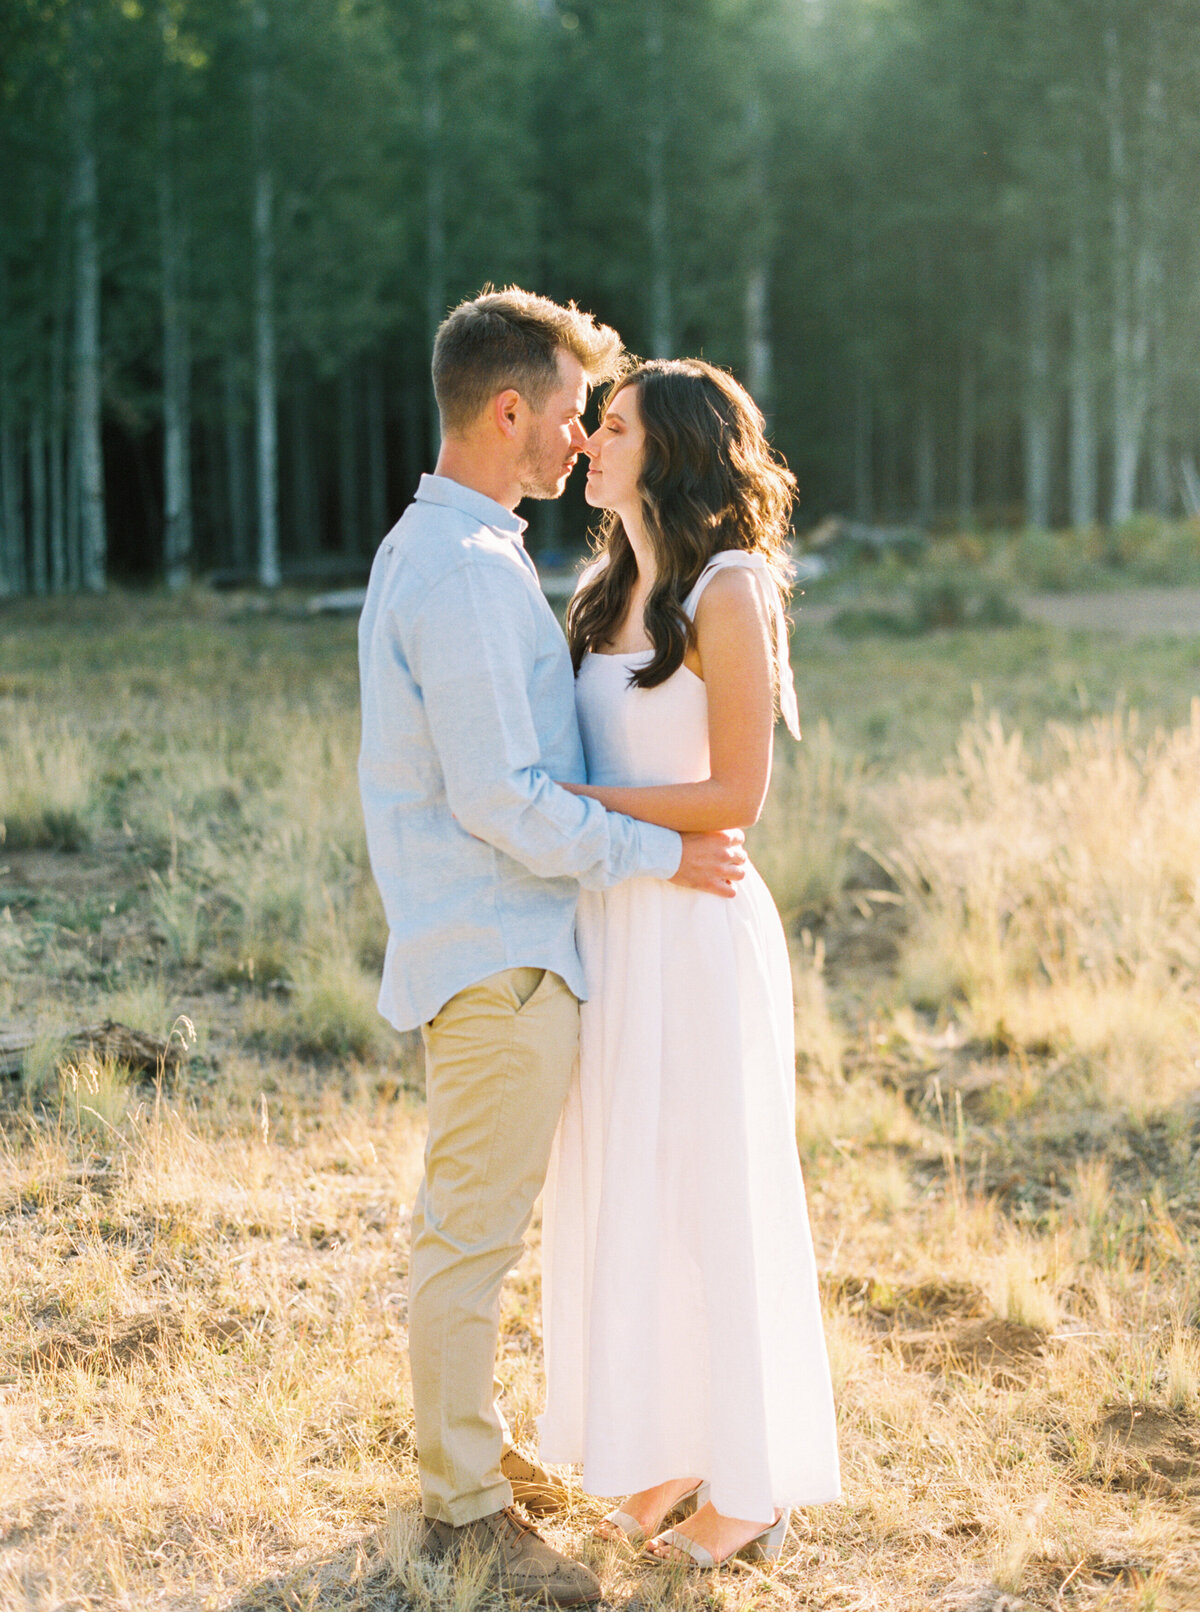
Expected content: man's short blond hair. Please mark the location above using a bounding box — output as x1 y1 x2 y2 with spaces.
432 287 624 436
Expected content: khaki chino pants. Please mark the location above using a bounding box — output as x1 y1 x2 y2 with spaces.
410 966 579 1524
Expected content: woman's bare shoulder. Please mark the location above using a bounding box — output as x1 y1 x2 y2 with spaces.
692 564 772 628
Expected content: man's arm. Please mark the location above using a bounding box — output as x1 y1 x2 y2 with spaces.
408 561 684 891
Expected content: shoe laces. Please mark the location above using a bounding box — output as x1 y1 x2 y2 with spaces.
499 1506 541 1541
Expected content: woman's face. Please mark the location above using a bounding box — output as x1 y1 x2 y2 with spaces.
583 383 645 513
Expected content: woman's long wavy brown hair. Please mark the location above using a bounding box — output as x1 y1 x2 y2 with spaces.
566 358 797 688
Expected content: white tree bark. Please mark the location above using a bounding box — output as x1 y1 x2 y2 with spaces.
1022 249 1053 529
423 8 446 446
70 4 106 593
29 404 47 595
222 342 250 571
645 0 672 359
850 208 873 521
252 0 279 588
0 256 20 596
852 370 873 523
956 342 977 524
744 265 771 420
1143 26 1169 517
743 96 772 418
0 347 20 597
1106 24 1148 525
337 366 361 553
288 373 320 557
367 358 387 542
915 392 935 524
159 7 192 592
1067 219 1098 528
50 230 68 592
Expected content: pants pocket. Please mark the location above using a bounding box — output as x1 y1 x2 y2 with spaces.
511 967 548 1012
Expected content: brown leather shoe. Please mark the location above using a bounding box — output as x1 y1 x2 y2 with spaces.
502 1444 569 1517
420 1506 601 1606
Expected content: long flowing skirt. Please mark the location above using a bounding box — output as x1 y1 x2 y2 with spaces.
538 866 841 1521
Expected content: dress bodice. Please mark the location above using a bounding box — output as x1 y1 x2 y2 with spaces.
572 549 801 789
575 653 710 787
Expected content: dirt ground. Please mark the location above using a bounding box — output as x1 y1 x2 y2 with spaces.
1020 588 1200 636
800 586 1200 636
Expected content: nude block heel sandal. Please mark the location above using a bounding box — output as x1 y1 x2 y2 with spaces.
648 1501 791 1570
595 1482 702 1546
740 1508 790 1563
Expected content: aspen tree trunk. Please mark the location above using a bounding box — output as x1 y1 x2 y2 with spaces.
0 339 20 596
161 214 192 590
1022 249 1052 529
222 343 250 570
288 372 320 557
251 0 279 587
50 232 68 592
65 399 80 589
1106 24 1147 525
0 258 20 596
30 404 47 594
915 393 935 524
743 96 772 418
987 416 1007 518
422 9 446 445
1143 28 1169 516
956 342 977 523
850 208 873 521
744 267 771 418
337 366 360 553
645 0 672 359
1067 216 1098 528
852 371 873 523
880 416 900 519
70 3 106 593
159 9 192 591
367 358 388 541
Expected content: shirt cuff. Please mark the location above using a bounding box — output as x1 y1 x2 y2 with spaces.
636 822 683 880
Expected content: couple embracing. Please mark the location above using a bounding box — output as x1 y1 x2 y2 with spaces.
357 287 840 1605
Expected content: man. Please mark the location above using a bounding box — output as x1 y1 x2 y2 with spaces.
358 287 745 1605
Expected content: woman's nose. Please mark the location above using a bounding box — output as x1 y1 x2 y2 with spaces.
582 427 602 458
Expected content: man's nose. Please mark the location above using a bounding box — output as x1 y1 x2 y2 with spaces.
569 419 589 451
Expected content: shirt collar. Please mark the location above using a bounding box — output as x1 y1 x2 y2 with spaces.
415 473 529 541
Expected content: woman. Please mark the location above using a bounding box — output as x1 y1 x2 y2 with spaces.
537 359 841 1569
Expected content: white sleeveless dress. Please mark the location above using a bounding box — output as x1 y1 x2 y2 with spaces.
538 552 841 1521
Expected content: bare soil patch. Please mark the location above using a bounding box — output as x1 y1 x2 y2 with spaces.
823 1273 988 1324
26 1311 252 1375
1097 1403 1200 1496
895 1317 1048 1386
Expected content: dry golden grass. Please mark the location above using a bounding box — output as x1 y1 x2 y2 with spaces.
1 594 1198 1610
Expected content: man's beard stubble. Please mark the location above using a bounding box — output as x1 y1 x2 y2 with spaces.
516 429 572 501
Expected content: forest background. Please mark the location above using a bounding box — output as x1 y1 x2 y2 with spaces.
5 4 1200 1608
5 0 1200 595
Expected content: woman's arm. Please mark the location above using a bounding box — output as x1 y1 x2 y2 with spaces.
563 569 777 832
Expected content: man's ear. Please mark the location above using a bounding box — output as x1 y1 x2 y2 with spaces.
492 388 523 440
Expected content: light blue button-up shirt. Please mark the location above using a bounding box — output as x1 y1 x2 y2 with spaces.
358 474 683 1032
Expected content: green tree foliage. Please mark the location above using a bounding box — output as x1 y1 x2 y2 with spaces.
2 0 1199 591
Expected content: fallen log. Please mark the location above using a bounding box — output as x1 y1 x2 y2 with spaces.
0 1020 186 1081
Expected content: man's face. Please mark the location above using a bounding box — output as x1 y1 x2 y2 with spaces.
516 351 590 500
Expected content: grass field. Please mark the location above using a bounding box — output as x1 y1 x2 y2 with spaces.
2 588 1199 1612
